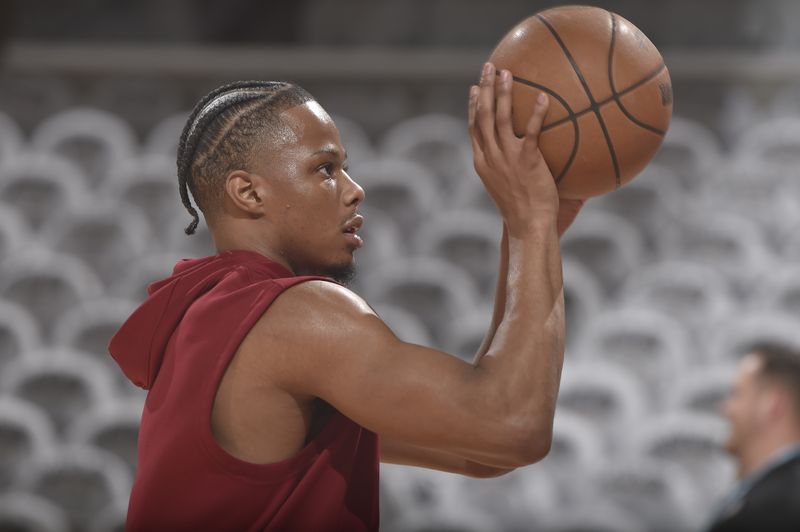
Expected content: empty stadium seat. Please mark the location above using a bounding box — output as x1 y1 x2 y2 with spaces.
538 503 644 532
116 251 184 302
732 115 800 171
31 107 137 189
626 411 736 511
749 264 800 319
589 163 684 256
41 200 150 290
0 205 31 264
562 259 604 351
88 504 126 532
371 302 435 348
0 248 104 340
705 311 800 364
90 78 182 135
559 210 646 295
166 210 217 259
651 116 723 191
591 458 701 532
412 208 502 299
0 492 70 532
575 306 691 408
0 112 24 165
68 399 142 475
143 111 189 159
354 158 442 233
0 396 56 492
330 113 378 168
380 113 473 196
0 152 89 231
52 297 138 394
556 360 648 450
669 363 736 418
442 305 492 362
18 444 131 532
0 348 116 435
0 300 41 376
621 260 735 339
660 211 774 295
359 257 480 346
350 205 405 275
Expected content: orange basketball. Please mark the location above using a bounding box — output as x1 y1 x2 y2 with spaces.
488 5 673 199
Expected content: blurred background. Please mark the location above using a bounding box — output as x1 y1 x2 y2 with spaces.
2 0 800 531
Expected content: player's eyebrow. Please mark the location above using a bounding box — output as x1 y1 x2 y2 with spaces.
311 146 347 160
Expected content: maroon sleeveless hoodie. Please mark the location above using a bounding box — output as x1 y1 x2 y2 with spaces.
109 249 380 532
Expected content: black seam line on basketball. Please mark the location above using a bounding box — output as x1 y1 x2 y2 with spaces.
510 75 579 184
536 13 621 185
541 62 667 132
607 13 667 138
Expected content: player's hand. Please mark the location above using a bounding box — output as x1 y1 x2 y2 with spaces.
557 198 585 237
468 62 559 236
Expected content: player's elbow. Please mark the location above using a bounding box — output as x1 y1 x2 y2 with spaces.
504 420 553 467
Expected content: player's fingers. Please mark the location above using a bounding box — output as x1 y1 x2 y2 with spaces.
521 92 549 154
476 62 501 161
495 69 515 149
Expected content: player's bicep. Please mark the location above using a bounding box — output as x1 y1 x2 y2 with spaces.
257 281 512 460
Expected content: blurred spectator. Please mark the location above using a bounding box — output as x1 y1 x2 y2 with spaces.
707 343 800 532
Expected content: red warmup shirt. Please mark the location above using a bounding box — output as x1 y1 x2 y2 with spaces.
109 249 380 531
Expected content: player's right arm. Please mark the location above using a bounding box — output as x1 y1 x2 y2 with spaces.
249 62 565 469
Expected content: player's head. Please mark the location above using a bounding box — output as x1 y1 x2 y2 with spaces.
721 342 800 475
177 81 365 283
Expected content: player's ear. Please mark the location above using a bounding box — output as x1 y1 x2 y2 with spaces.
224 170 269 216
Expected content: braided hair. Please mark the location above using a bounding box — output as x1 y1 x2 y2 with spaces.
176 80 314 234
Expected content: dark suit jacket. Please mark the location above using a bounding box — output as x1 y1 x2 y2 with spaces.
707 454 800 532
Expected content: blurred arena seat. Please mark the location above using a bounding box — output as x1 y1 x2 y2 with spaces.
575 306 691 408
330 113 377 168
0 248 104 341
0 111 23 165
538 499 644 532
68 399 142 475
18 444 131 532
627 411 735 511
556 360 648 450
116 251 184 302
589 163 684 257
412 208 502 299
166 210 216 259
40 201 150 291
621 260 735 341
102 154 181 250
370 302 435 349
380 113 473 196
52 297 138 394
30 107 137 189
559 210 646 295
0 348 116 435
143 111 189 159
732 115 800 172
562 258 604 351
0 300 41 376
0 152 89 231
591 458 701 532
360 257 480 347
651 116 723 191
89 78 182 135
0 396 56 492
88 504 126 532
0 491 70 532
661 211 775 295
749 264 800 319
351 158 441 233
705 311 800 364
442 305 492 362
0 205 31 264
669 362 736 419
351 205 405 274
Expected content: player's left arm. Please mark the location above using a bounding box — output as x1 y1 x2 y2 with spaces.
379 436 514 478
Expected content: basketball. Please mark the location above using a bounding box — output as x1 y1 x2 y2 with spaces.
488 5 673 198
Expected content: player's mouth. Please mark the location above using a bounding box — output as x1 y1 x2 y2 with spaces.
343 215 364 248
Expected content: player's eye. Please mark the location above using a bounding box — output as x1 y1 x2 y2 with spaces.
318 163 334 177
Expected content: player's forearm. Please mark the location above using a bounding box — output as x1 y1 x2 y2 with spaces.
472 223 509 366
475 218 565 459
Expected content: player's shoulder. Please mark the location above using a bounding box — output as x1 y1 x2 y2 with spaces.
281 279 374 316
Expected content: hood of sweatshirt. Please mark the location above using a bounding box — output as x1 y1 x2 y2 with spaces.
108 250 293 390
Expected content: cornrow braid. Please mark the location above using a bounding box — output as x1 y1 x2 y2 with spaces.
176 80 312 235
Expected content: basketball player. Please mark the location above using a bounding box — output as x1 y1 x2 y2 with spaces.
706 343 800 531
110 62 583 531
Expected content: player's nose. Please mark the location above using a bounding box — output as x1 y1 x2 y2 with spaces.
343 171 365 206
